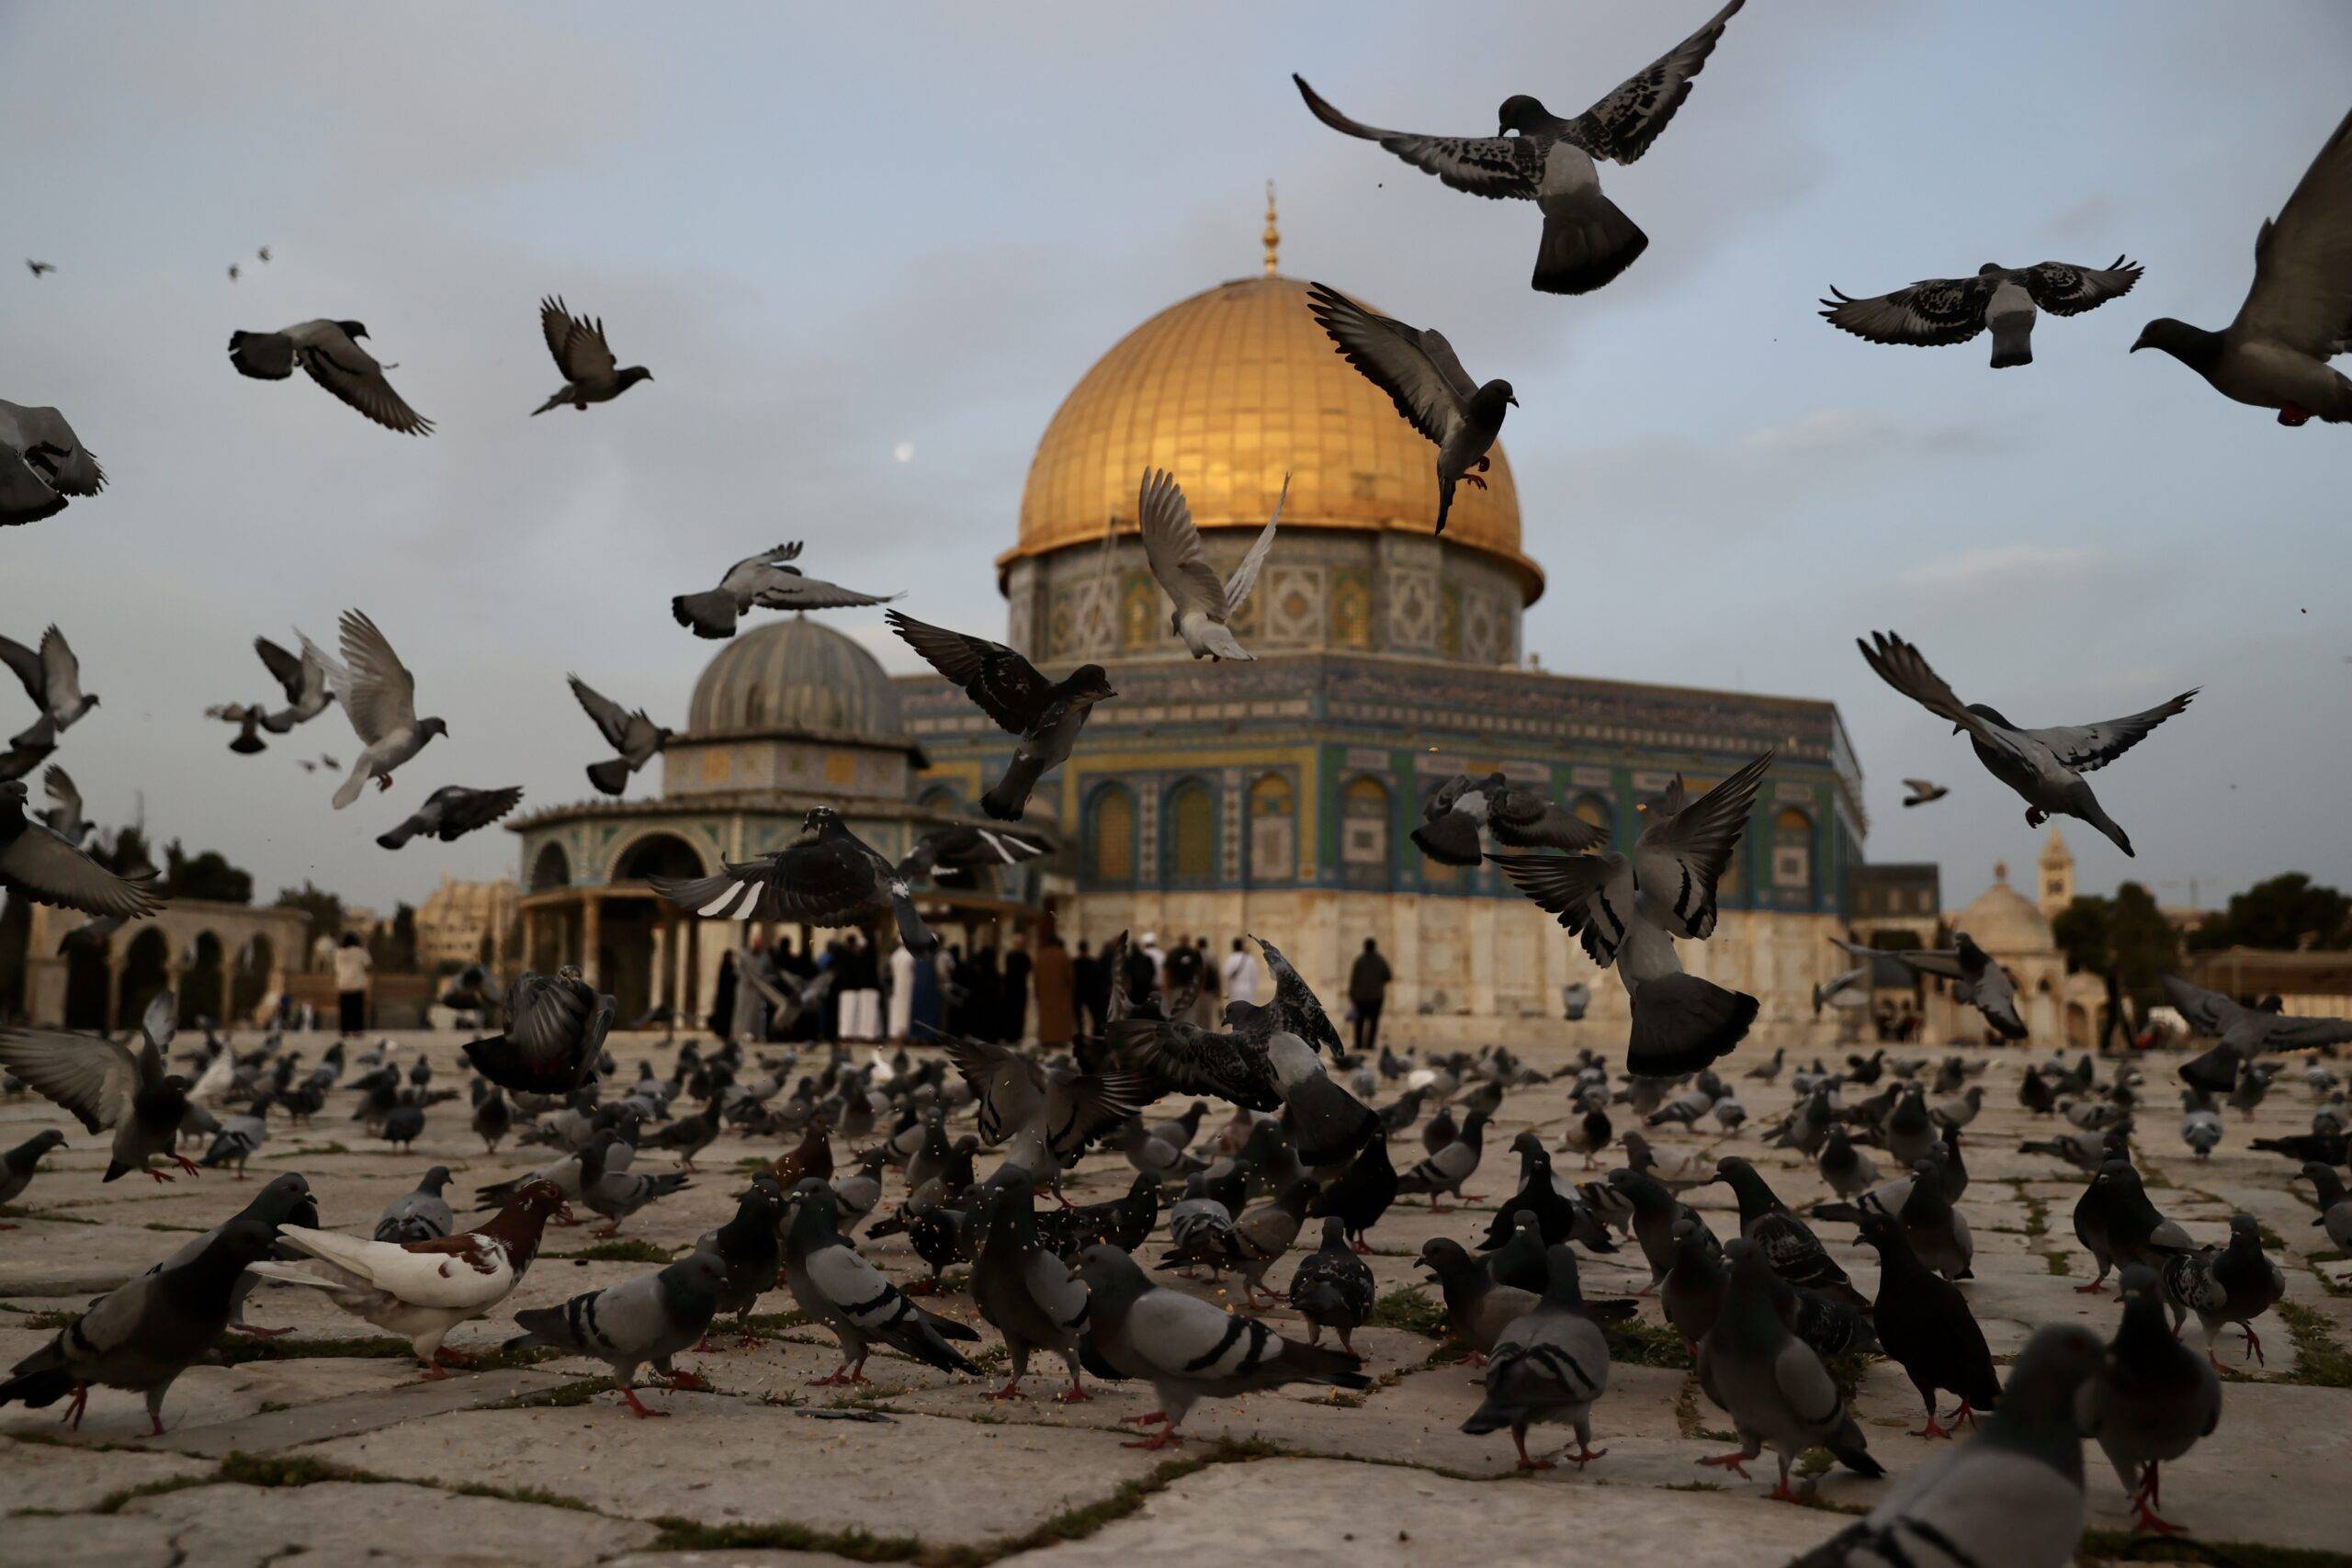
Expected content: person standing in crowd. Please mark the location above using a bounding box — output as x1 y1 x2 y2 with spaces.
1140 931 1167 999
838 931 880 1041
944 943 971 1035
1121 934 1158 1014
732 937 775 1043
888 938 915 1042
1033 928 1074 1045
971 939 1003 1042
1191 934 1220 1024
1161 935 1200 1019
709 948 739 1041
1348 937 1391 1055
1001 931 1033 1043
1222 937 1259 1012
334 932 371 1038
1071 940 1102 1035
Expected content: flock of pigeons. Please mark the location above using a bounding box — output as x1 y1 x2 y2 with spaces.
3 4 2350 1562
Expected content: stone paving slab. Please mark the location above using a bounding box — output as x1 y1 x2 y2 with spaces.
0 1436 212 1513
118 1480 660 1565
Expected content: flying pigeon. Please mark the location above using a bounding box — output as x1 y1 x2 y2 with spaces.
530 296 653 415
253 636 332 732
204 703 269 754
227 263 239 281
568 673 671 795
0 721 53 785
461 966 616 1095
1231 934 1346 1057
1857 629 2192 855
375 1166 456 1244
32 765 86 847
375 784 524 850
1834 933 2024 1040
24 259 53 276
1412 771 1609 865
1307 282 1513 536
1462 1241 1612 1471
504 1251 727 1417
778 1178 978 1385
227 319 433 434
896 822 1050 886
300 609 448 807
1490 752 1770 1075
670 543 899 638
2075 1265 2222 1535
1135 467 1283 660
1292 0 1747 294
1901 778 1950 807
887 610 1114 820
248 1179 569 1377
2132 107 2352 425
0 992 189 1180
0 400 105 527
650 804 937 953
1 625 96 745
0 1219 277 1434
2161 974 2352 1093
1821 259 2143 368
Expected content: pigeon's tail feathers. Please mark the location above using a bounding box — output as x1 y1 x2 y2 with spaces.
375 819 417 851
585 757 632 796
1532 189 1647 296
0 1364 75 1410
1627 973 1758 1077
1988 312 2035 369
331 757 372 810
671 591 738 639
1272 1338 1371 1391
529 390 567 417
2078 802 2133 858
1194 621 1253 662
228 331 296 379
1827 1423 1885 1479
888 884 939 956
648 869 766 921
982 754 1047 821
243 1259 353 1295
1410 812 1484 868
1460 1396 1517 1436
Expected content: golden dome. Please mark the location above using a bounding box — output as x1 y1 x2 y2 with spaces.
1004 275 1541 601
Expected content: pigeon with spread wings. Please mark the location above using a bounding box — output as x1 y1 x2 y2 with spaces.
1136 468 1284 660
569 674 672 795
1490 753 1770 1075
252 636 331 733
671 543 899 639
2134 107 2352 425
2162 974 2352 1095
1834 934 2026 1042
1902 779 1950 808
0 992 192 1180
1 781 160 921
531 296 651 415
461 966 616 1095
1822 259 2142 368
1857 630 2192 857
649 805 937 954
375 784 524 851
1 400 104 527
888 610 1114 821
2 626 96 748
1307 283 1512 537
1293 0 1746 294
228 319 432 434
301 610 447 808
897 823 1050 887
1412 772 1609 866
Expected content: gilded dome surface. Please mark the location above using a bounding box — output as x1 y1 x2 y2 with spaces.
686 615 903 739
1006 275 1540 599
1954 863 2053 955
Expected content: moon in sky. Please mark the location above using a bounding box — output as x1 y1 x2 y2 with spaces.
892 440 915 464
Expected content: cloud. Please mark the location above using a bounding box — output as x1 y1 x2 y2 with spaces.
1898 543 2110 592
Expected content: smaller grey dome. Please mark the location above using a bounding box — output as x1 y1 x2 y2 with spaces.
686 615 903 739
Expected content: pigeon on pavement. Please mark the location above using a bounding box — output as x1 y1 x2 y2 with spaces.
1711 1156 1865 1306
2303 1162 2352 1250
650 805 938 954
200 1089 274 1176
301 610 447 808
530 296 652 415
1288 1213 1376 1349
375 784 523 850
1491 754 1770 1074
1396 1107 1488 1210
1306 1131 1396 1252
671 543 899 638
2132 107 2352 425
969 1173 1095 1403
567 1130 689 1237
1697 1238 1885 1501
1462 1241 1612 1471
2158 1213 2284 1368
148 1171 320 1338
461 966 616 1095
569 674 672 795
1857 630 2192 856
888 610 1114 820
2 625 96 745
1293 0 1746 294
2073 1159 2193 1293
374 1166 456 1244
0 1127 66 1221
2076 1265 2223 1536
694 1179 786 1347
1854 1203 1999 1439
1822 259 2142 367
503 1252 729 1417
779 1178 978 1385
1135 468 1283 660
0 1219 277 1434
1411 772 1608 865
0 400 105 526
228 319 432 434
1308 283 1513 535
0 991 192 1180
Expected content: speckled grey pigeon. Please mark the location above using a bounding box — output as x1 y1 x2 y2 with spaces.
1791 1325 2104 1567
1463 1242 1611 1471
1711 1156 1864 1306
0 400 105 526
0 1219 277 1433
672 543 898 638
229 318 431 434
504 1252 727 1417
0 990 192 1180
1395 1107 1488 1210
1289 1213 1376 1351
1696 1239 1884 1501
779 1178 978 1385
375 1166 455 1244
1822 258 2142 367
530 296 652 416
2158 1213 2284 1368
969 1174 1093 1403
2076 1265 2222 1536
1136 467 1283 660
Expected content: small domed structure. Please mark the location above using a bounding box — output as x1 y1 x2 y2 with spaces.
1954 861 2053 959
687 615 903 740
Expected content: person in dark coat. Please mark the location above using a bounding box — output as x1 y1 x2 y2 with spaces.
1001 934 1033 1043
1349 939 1392 1055
1070 940 1102 1037
709 950 739 1041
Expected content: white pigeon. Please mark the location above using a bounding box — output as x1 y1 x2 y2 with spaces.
2133 107 2352 425
1135 468 1283 661
300 610 447 808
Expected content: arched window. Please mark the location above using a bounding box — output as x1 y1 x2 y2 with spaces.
529 842 572 893
1571 794 1614 845
1086 785 1136 886
118 929 169 1032
1247 773 1295 885
1341 775 1392 890
180 932 226 1026
1165 780 1216 883
612 833 706 885
917 785 961 816
1771 807 1815 897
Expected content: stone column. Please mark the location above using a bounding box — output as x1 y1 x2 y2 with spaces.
582 896 602 989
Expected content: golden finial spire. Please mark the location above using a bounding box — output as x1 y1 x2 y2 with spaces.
1262 180 1280 276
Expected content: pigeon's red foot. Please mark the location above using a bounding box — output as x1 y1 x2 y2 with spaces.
667 1370 710 1392
1911 1414 1955 1439
143 1167 176 1184
1767 1480 1806 1505
417 1363 453 1382
2242 1325 2265 1364
1349 1237 1371 1256
376 773 394 792
589 1224 622 1239
61 1382 88 1429
1696 1452 1752 1480
1119 1410 1168 1426
904 1280 938 1297
619 1386 668 1418
2074 1280 2109 1294
1467 1350 1489 1369
735 1333 764 1349
2279 402 2313 427
807 1368 871 1388
433 1347 474 1368
0 1224 16 1232
148 1414 166 1437
231 1324 293 1340
1510 1432 1552 1471
1945 1399 1979 1429
1566 1443 1607 1469
1056 1384 1091 1404
1122 1428 1182 1450
991 1381 1026 1401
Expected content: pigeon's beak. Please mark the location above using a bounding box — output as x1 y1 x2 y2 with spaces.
1508 394 1520 407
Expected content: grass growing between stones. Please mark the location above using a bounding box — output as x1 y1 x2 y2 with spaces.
2276 1300 2352 1388
1604 1315 1694 1371
1366 1286 1447 1337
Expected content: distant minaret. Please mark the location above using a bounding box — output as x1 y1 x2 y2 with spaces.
2038 829 2075 919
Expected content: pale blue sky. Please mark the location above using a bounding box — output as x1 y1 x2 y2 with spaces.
3 0 2346 914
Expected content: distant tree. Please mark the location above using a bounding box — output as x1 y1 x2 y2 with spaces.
2187 873 2352 953
276 883 345 945
2056 881 2180 995
162 841 253 905
370 903 418 973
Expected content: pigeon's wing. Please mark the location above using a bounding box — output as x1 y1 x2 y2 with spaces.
41 764 81 828
567 674 636 751
1041 1072 1153 1160
298 327 432 435
722 838 884 925
1567 0 1747 164
8 407 104 494
1634 751 1771 940
938 1033 1045 1144
886 612 1052 733
1855 632 2005 749
1900 778 1941 795
2020 691 2195 773
1105 1019 1280 1111
1862 943 1965 982
1136 468 1228 619
336 610 419 745
1291 77 1539 200
0 823 164 920
539 296 616 382
1819 276 1996 347
1487 785 1610 852
2231 107 2352 357
37 627 83 712
0 635 42 707
254 637 307 704
2260 1013 2352 1050
1490 852 1630 966
1221 475 1286 616
1125 1288 1283 1379
502 972 594 1072
1307 283 1471 448
2019 257 2143 316
2160 974 2241 1037
1251 936 1343 1056
749 570 898 611
0 1029 142 1133
437 786 523 837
